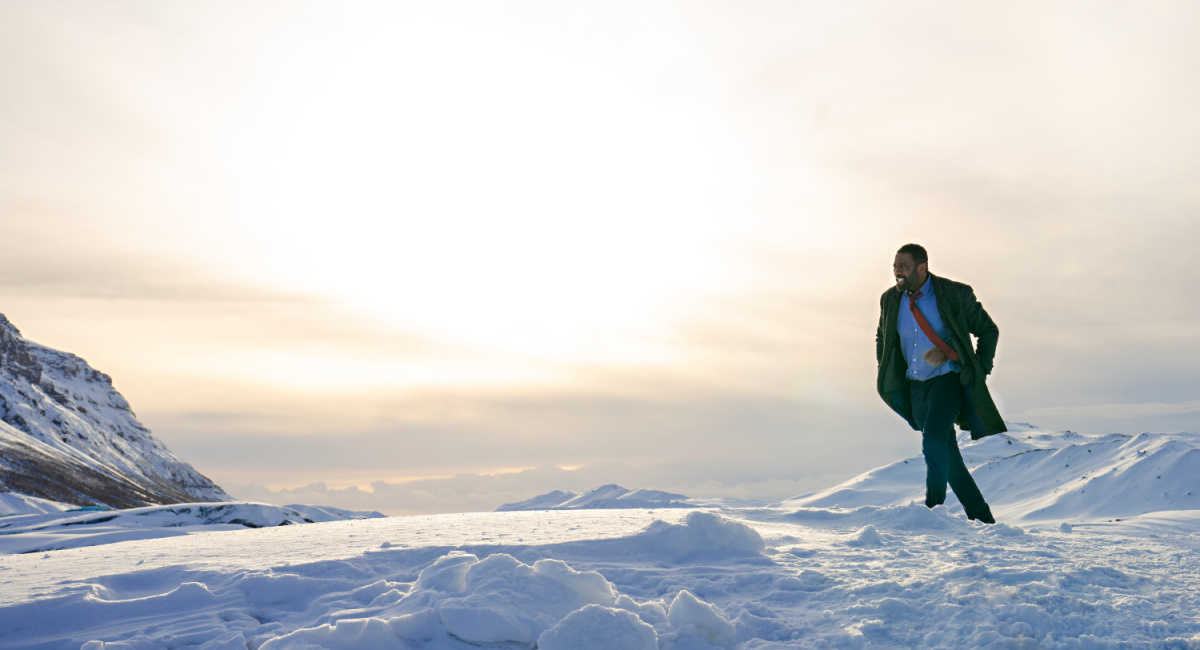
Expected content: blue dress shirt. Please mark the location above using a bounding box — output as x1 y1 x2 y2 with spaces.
898 275 960 381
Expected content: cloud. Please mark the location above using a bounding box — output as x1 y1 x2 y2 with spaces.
0 260 291 304
1021 400 1200 420
153 378 911 512
1013 401 1200 436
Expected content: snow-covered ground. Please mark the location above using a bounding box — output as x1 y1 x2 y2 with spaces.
2 424 1199 648
0 502 384 555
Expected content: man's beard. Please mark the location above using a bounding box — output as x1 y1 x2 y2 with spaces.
895 273 917 292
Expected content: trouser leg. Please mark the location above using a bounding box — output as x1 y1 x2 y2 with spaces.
945 434 986 515
922 439 948 508
911 373 988 515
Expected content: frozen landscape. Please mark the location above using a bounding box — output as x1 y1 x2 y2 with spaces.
8 1 1200 647
2 424 1200 649
2 315 1199 648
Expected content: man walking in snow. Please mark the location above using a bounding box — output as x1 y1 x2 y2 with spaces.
876 243 1004 524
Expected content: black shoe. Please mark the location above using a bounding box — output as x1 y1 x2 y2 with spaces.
968 505 995 524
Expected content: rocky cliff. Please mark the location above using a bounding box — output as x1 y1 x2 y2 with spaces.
0 314 229 508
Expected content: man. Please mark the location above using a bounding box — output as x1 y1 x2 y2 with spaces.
876 243 1004 524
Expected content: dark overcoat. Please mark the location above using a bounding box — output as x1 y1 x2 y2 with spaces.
876 274 1006 438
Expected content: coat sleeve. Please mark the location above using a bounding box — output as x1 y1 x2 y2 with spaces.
876 292 888 365
961 286 999 375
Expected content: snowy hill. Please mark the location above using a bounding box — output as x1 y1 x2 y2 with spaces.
2 423 1200 648
785 423 1200 524
501 426 1200 526
0 313 229 508
496 484 695 511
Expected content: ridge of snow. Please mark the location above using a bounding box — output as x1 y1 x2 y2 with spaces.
784 423 1200 524
0 492 72 517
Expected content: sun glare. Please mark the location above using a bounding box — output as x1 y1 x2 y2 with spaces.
214 8 732 371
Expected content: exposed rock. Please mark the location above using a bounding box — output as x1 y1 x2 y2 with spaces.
0 313 229 507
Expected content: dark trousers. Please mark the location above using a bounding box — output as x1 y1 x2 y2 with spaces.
911 372 988 517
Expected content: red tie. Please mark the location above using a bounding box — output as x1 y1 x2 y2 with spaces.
909 291 958 362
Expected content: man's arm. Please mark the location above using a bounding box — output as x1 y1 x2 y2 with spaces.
876 293 888 365
961 287 999 375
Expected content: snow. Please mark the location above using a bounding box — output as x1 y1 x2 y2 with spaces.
0 501 384 554
667 590 739 646
2 425 1200 648
784 425 1200 526
538 605 658 650
0 492 70 517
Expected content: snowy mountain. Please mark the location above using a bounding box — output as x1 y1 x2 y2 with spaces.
0 313 229 508
497 484 771 511
496 484 695 511
3 424 1200 648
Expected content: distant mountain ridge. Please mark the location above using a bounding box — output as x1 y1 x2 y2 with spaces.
0 313 229 508
496 484 695 511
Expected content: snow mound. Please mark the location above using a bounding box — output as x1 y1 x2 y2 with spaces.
432 554 617 646
632 510 766 561
0 501 384 554
0 492 72 516
250 550 734 650
789 502 972 532
785 426 1200 524
847 524 884 547
667 589 738 647
538 604 658 650
496 483 694 511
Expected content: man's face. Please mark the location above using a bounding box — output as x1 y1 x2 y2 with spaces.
893 252 926 292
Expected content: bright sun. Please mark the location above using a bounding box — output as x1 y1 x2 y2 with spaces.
214 7 733 372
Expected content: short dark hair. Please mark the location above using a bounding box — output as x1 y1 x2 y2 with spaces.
897 243 928 266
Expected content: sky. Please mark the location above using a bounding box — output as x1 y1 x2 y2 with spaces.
3 1 1200 515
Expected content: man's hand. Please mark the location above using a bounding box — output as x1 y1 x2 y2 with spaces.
924 348 948 366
